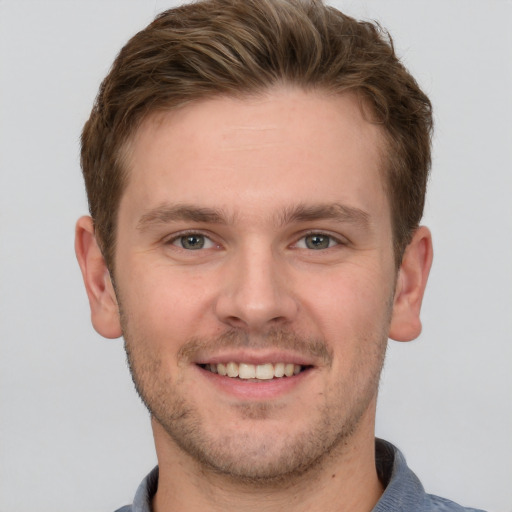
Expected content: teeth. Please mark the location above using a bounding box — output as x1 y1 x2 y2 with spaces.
274 362 285 378
284 363 295 377
239 363 256 379
255 363 274 380
205 362 304 379
226 362 239 378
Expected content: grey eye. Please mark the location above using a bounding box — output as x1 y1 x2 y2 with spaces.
170 233 216 250
304 234 332 250
179 234 206 250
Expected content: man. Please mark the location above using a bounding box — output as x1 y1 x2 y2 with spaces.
75 1 485 510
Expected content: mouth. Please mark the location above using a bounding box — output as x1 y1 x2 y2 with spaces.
198 362 312 381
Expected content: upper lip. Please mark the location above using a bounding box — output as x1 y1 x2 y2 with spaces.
193 349 318 367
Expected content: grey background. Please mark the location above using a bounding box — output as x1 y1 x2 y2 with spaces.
0 1 511 510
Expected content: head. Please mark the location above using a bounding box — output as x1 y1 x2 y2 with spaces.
81 0 432 272
76 0 433 486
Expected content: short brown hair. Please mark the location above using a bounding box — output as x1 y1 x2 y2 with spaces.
81 0 433 269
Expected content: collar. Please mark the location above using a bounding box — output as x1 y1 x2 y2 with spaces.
124 439 484 512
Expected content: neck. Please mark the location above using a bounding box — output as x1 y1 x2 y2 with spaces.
151 411 383 512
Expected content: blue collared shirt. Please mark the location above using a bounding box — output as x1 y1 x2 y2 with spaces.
115 439 486 511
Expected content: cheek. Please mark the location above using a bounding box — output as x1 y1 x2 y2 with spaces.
299 263 393 332
306 270 391 382
118 262 215 350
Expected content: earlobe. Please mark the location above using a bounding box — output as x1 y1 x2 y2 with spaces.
388 226 433 342
75 216 123 339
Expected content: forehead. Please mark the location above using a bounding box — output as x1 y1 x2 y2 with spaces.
122 87 389 224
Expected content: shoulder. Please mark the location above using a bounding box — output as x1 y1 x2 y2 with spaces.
375 439 487 512
424 494 487 512
112 466 159 512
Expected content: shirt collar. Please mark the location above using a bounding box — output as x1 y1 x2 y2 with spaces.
129 439 425 512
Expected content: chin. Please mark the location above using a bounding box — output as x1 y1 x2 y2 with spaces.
148 388 371 485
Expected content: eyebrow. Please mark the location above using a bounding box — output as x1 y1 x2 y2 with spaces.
277 203 370 229
137 202 370 231
137 204 229 231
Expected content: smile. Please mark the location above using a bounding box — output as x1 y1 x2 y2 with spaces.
200 362 306 380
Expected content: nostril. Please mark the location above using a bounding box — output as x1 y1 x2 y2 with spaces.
223 315 249 328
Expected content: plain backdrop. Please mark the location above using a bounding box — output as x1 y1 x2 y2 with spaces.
0 1 511 511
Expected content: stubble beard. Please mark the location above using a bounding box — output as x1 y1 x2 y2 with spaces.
121 314 389 486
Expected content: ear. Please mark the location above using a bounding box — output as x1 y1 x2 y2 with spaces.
389 226 433 342
75 216 122 339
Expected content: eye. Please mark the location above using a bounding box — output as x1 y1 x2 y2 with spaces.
296 233 340 250
171 233 216 250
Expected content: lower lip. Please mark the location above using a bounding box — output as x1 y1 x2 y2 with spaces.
196 365 312 400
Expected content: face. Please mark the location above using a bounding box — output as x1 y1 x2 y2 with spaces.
112 88 398 481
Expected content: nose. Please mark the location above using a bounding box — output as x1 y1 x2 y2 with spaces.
214 244 299 332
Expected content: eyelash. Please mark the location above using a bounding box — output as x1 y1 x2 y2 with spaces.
164 230 345 251
165 230 218 250
294 231 344 250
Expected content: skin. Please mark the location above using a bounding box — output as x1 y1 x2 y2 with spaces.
76 87 432 512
